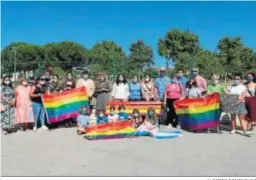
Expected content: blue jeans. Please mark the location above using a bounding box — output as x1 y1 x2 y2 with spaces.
32 102 45 128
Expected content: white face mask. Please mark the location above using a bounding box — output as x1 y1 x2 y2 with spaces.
4 80 10 85
213 80 219 85
22 81 28 86
83 75 89 80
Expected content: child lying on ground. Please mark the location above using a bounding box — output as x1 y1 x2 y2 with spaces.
77 106 90 135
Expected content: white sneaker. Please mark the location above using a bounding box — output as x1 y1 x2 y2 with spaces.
41 126 48 130
33 127 37 132
230 129 236 134
244 131 253 136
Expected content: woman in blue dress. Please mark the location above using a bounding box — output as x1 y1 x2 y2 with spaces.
129 76 141 101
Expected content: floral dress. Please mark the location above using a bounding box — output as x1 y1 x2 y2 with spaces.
1 86 15 130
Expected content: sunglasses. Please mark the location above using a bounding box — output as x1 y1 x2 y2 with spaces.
235 78 240 80
40 78 45 81
193 71 198 72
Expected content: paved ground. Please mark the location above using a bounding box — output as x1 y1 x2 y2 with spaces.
1 124 256 177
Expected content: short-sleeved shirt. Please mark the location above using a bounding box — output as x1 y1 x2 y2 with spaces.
118 112 130 121
108 114 119 122
228 84 246 96
155 76 171 100
77 115 90 128
207 84 225 94
96 116 108 124
186 87 201 98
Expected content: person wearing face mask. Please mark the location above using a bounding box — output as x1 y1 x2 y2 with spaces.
191 68 207 94
30 76 49 131
207 74 225 95
48 74 61 93
177 69 188 90
117 105 130 121
164 76 184 128
62 72 76 91
155 67 171 101
141 74 156 101
145 107 158 126
96 110 108 124
107 106 119 123
14 78 34 131
27 70 35 86
131 109 143 128
43 71 51 89
1 75 15 134
77 106 90 135
186 78 202 98
226 74 251 136
129 76 141 101
111 74 130 101
245 73 256 131
95 73 112 112
76 70 95 98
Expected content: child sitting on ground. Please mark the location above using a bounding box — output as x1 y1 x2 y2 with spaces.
145 107 159 126
131 109 143 128
118 105 130 121
107 105 119 123
77 106 90 135
96 110 108 124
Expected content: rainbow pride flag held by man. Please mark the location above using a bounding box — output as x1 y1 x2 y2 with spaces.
174 93 221 131
42 87 89 124
84 121 136 140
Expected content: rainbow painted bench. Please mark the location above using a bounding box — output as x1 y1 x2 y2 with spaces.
105 101 164 115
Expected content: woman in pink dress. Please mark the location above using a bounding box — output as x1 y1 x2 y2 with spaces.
15 78 34 131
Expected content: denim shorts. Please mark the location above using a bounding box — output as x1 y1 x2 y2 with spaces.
235 103 247 115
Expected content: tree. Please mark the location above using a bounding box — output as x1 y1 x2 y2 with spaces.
144 67 159 78
43 41 89 70
89 41 126 77
128 40 154 75
1 42 44 74
194 50 224 79
157 29 200 68
217 36 244 74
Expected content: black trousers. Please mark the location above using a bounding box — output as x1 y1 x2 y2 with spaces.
166 98 179 127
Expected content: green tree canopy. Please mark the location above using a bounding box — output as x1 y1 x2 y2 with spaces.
1 42 44 74
89 41 127 77
128 40 154 69
158 29 200 62
43 41 89 70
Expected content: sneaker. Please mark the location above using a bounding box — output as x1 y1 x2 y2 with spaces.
217 130 223 134
41 126 48 130
33 127 37 132
244 131 253 136
176 125 181 129
167 124 173 128
230 129 236 134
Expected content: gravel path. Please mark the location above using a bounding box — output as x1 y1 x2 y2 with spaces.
1 125 256 176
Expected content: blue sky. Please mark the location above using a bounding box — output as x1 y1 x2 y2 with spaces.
2 1 256 67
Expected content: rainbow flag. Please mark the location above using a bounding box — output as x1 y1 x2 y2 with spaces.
42 87 89 124
84 121 136 140
174 93 221 131
106 101 163 115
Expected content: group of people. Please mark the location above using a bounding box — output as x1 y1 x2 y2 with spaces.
1 66 256 136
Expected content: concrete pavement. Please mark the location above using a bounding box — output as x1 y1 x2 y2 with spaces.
1 126 256 176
